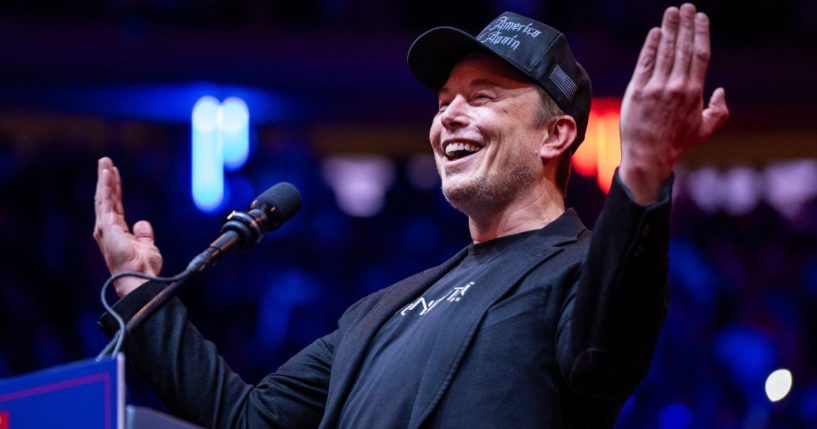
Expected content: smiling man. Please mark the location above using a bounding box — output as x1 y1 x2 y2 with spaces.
95 4 728 428
428 52 574 241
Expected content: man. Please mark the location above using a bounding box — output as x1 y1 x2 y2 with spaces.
94 4 728 428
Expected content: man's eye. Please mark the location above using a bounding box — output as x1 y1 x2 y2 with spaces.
473 93 493 102
438 101 450 112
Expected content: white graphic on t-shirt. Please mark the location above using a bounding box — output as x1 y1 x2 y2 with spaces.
447 282 473 302
399 281 475 317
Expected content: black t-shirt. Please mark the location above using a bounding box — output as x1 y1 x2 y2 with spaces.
338 229 542 428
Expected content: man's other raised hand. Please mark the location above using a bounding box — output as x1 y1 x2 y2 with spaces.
93 157 163 297
618 3 730 204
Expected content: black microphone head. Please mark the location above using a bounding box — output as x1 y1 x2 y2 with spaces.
252 182 302 227
217 182 301 254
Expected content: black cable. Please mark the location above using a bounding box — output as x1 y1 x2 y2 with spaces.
96 269 191 361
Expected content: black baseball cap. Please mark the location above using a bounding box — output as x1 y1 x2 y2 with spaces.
407 11 592 149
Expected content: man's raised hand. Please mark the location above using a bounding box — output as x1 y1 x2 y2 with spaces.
618 3 730 204
93 157 163 297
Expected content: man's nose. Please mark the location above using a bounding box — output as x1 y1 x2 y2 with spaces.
440 95 469 130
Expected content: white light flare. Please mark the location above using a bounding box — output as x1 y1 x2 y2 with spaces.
322 155 395 218
765 368 793 402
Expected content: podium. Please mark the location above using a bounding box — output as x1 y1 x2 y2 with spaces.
0 355 202 429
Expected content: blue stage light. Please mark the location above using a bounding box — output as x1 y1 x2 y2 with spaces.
191 96 224 213
221 97 250 171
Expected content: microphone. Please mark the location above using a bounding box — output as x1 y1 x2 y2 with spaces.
97 182 301 359
187 182 301 272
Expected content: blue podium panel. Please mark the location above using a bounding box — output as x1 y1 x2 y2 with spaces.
0 355 124 429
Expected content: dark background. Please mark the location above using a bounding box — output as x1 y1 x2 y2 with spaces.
1 0 816 427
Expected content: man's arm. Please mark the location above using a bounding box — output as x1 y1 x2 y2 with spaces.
99 284 333 428
557 3 728 398
557 171 672 398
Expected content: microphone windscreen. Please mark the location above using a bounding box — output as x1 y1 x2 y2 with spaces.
254 182 302 225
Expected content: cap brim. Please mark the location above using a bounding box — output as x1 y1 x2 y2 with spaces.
407 27 494 92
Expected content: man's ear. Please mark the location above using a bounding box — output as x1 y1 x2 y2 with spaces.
539 115 577 161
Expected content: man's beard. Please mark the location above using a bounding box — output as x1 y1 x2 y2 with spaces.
440 156 538 216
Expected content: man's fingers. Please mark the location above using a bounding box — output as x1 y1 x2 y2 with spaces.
690 12 711 84
652 6 681 82
133 220 156 244
700 87 729 139
670 3 696 80
94 157 129 238
95 159 108 219
95 160 115 219
631 27 662 87
112 166 125 216
98 156 113 170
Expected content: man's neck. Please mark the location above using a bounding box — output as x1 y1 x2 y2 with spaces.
466 184 566 244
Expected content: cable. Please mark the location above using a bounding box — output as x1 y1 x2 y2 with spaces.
96 269 192 361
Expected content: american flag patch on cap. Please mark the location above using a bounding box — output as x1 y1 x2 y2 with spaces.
549 65 578 101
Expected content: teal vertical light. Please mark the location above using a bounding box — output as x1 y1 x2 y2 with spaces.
191 96 224 212
221 97 250 171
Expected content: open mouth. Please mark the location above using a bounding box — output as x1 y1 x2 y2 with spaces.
444 142 484 161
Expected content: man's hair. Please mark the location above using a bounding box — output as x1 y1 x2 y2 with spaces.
532 86 572 195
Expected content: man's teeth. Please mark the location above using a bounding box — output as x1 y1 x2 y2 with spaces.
445 142 482 159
